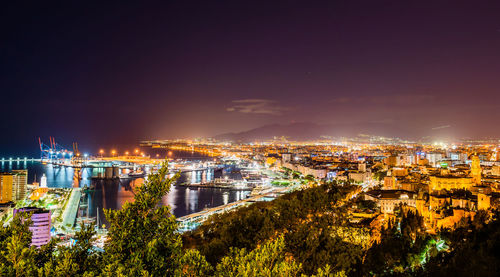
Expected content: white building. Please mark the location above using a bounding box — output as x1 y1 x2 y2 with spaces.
365 190 417 214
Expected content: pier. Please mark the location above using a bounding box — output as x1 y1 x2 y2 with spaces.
176 186 291 232
0 157 39 162
61 188 81 228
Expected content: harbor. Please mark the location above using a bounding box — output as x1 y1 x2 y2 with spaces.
0 138 302 240
0 154 270 229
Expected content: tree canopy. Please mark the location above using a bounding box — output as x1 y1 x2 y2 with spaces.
0 162 498 276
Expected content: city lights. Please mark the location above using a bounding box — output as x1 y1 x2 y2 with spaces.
3 1 499 275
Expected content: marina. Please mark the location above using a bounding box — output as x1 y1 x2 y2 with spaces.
0 154 263 229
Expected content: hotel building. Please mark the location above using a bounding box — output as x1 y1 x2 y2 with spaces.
14 207 52 247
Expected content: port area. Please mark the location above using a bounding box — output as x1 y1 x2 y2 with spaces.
176 181 301 232
176 181 252 190
1 186 73 231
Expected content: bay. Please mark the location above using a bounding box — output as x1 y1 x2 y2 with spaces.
0 151 250 226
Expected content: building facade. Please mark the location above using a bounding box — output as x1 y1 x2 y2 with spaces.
0 171 28 203
470 155 482 185
0 173 14 203
13 207 52 247
12 170 27 201
429 176 473 192
365 189 417 214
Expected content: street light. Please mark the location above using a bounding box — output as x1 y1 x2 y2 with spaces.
125 151 129 156
135 149 139 155
99 149 104 157
111 150 116 157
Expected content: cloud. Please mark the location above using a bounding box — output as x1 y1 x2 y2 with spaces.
432 125 451 130
331 94 436 105
226 99 291 115
370 118 396 124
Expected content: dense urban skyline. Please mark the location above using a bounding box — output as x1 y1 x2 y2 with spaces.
2 1 500 155
2 2 500 274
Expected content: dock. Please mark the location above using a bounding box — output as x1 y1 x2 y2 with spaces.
176 185 293 232
177 183 252 190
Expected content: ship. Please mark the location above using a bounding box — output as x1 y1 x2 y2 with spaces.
128 171 146 178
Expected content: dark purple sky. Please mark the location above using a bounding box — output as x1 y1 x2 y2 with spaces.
1 1 500 155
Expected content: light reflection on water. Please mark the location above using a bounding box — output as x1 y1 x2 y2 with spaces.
0 160 250 226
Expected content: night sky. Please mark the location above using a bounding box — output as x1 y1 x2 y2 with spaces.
1 1 500 156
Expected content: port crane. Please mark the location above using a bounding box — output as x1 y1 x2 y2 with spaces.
38 137 74 162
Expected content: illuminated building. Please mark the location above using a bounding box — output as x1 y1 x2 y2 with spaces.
0 171 28 203
478 193 491 210
383 176 397 189
391 167 408 177
470 154 481 185
417 158 429 166
416 198 429 218
492 166 500 176
365 189 417 214
426 152 443 167
265 157 277 167
281 162 327 179
0 173 13 203
435 209 476 230
349 171 371 183
30 187 49 201
401 182 418 191
281 153 292 162
40 173 48 188
429 175 473 192
401 154 417 166
12 170 27 201
13 207 51 247
384 155 400 167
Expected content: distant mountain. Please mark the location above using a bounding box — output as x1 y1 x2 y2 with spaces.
213 122 414 142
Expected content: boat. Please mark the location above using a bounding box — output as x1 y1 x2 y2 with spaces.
128 171 145 178
82 184 95 192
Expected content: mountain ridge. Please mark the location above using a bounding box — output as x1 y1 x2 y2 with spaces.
213 122 414 142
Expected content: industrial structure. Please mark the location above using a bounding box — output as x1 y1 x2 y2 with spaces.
38 137 74 162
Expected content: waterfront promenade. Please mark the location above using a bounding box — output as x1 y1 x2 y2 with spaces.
176 184 296 232
61 188 81 228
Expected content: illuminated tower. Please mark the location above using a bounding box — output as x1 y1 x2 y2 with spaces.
470 154 481 185
40 174 48 188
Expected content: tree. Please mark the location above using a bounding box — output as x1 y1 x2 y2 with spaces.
423 210 500 276
176 249 213 277
400 210 425 241
285 218 363 275
373 171 387 182
41 223 100 276
214 235 301 277
310 265 347 277
101 161 182 276
0 212 39 276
